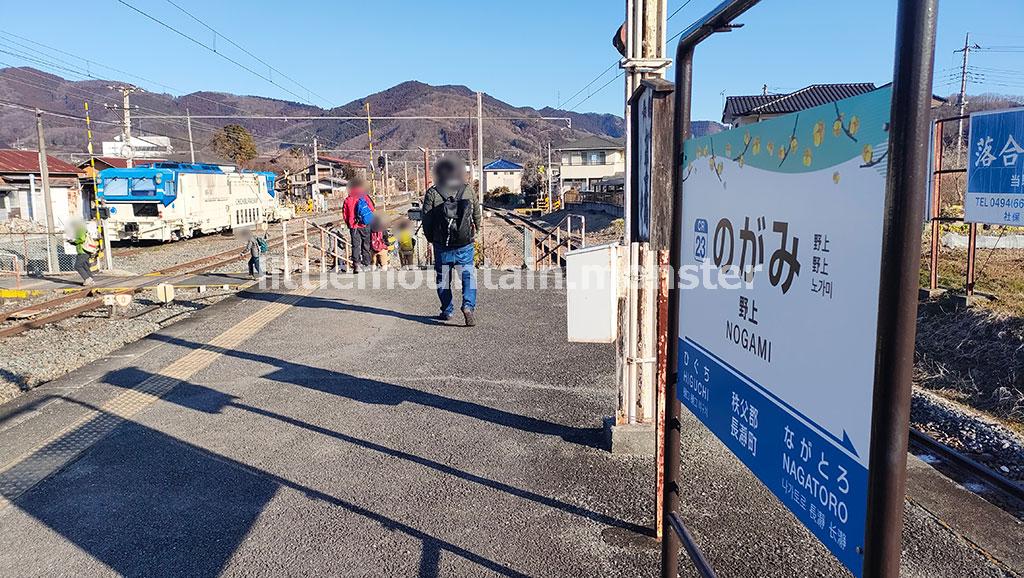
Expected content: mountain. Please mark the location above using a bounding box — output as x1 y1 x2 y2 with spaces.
0 68 639 167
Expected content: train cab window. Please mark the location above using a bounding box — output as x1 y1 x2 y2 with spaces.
129 177 158 196
102 178 129 197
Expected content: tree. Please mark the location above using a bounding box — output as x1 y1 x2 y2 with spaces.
211 124 257 166
521 159 544 195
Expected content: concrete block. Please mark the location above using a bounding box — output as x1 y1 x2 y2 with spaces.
603 416 656 455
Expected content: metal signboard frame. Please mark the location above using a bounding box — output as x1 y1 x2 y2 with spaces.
965 107 1024 226
660 1 938 578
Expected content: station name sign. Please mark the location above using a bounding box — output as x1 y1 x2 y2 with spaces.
678 87 893 578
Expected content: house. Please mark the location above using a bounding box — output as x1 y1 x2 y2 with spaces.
556 135 625 193
76 156 137 180
482 158 523 194
722 84 878 127
722 83 948 127
0 149 85 225
286 154 366 207
101 134 174 160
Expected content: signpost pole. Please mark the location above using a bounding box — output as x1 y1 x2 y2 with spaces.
929 120 943 292
863 1 938 576
662 44 692 578
966 223 978 297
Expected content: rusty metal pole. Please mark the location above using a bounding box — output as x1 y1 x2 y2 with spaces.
966 222 977 297
655 249 669 541
303 219 310 273
929 120 943 291
863 0 938 576
320 229 327 274
636 242 649 423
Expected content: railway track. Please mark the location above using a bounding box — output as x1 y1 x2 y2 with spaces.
909 428 1024 514
0 222 312 339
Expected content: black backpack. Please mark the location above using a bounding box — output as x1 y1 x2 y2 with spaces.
428 185 474 248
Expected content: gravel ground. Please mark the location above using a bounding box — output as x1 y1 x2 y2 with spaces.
0 288 235 405
911 387 1024 483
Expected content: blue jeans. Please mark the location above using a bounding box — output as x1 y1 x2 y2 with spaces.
248 255 262 276
433 243 476 315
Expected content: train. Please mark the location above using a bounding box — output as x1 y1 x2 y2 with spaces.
96 162 294 242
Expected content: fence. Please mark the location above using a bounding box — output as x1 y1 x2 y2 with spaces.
0 233 78 275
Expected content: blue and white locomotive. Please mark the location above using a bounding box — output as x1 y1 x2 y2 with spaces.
97 162 287 242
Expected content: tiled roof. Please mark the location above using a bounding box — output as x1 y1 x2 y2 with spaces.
317 154 364 166
78 156 130 169
0 149 81 175
556 135 625 151
723 84 877 124
483 158 523 171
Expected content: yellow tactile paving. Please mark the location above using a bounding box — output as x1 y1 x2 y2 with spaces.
0 287 314 509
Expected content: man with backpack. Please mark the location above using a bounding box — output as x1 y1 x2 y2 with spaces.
421 158 481 326
242 228 267 279
342 177 375 272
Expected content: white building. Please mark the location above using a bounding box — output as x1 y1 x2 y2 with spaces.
102 135 174 160
0 149 85 225
556 135 625 193
482 158 523 194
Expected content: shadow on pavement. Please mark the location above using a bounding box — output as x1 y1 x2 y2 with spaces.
240 291 443 326
103 367 642 534
141 333 604 449
3 396 531 578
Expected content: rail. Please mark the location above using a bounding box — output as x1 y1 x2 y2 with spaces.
0 215 323 339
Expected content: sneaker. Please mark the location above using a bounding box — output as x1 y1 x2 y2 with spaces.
436 312 452 321
462 308 476 327
82 277 95 287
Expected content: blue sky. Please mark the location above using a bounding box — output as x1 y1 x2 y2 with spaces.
3 0 1024 123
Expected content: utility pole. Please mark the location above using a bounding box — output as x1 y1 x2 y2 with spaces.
186 108 196 163
365 102 378 198
419 146 431 190
477 92 485 239
312 137 319 212
107 85 141 168
955 32 980 163
403 160 409 193
547 141 553 208
383 152 391 209
613 0 669 442
35 110 58 273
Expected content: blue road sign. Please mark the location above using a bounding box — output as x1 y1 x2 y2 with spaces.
966 108 1024 225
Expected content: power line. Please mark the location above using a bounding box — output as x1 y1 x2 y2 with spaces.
162 0 332 107
571 71 625 112
560 0 696 112
117 0 324 109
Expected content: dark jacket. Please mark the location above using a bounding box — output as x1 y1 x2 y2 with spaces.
421 183 481 245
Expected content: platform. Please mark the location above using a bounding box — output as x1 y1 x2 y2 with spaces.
0 272 1018 577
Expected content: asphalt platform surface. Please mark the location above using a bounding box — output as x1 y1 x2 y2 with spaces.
0 270 1014 577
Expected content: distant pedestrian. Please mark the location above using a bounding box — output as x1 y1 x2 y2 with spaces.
370 215 393 270
242 228 265 279
68 221 97 286
396 219 417 269
327 221 348 272
422 157 480 326
342 177 375 272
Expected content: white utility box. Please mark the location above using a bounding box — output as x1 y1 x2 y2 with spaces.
565 243 621 343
